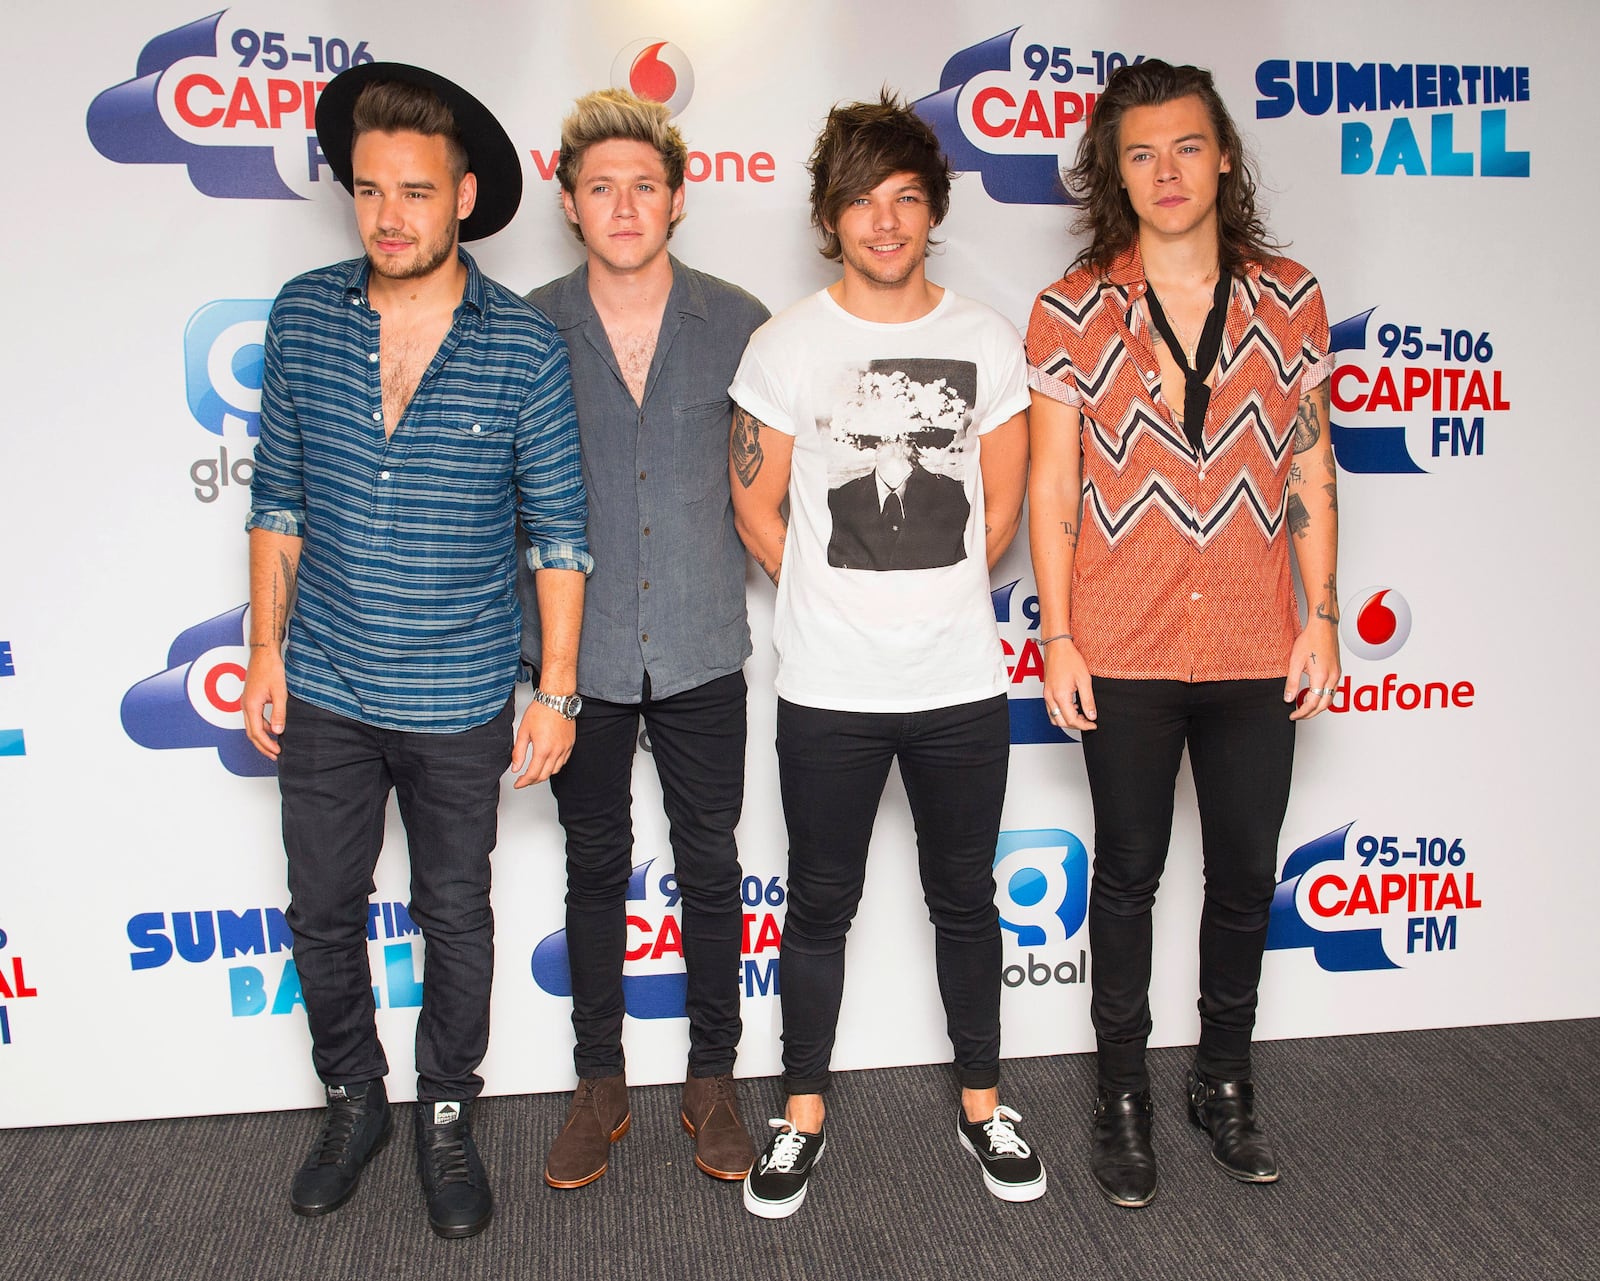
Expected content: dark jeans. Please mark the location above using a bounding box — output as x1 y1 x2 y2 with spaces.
277 694 511 1102
775 695 1009 1095
1080 678 1295 1091
549 671 747 1079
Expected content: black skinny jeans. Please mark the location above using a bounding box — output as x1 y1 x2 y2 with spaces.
1080 678 1295 1091
775 695 1009 1095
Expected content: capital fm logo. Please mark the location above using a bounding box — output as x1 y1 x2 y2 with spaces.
992 578 1073 744
531 858 783 1017
121 605 274 777
1328 307 1510 474
87 10 380 199
611 39 695 117
914 29 1146 205
1267 822 1483 972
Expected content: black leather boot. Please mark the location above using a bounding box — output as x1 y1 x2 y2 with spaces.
1186 1068 1279 1183
1089 1089 1158 1207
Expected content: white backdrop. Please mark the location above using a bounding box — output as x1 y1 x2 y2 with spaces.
3 0 1593 1127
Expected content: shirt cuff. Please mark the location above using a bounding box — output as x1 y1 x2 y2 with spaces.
245 508 306 537
526 543 595 575
1027 365 1082 406
1301 351 1336 394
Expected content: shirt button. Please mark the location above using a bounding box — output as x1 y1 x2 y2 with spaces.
1190 591 1202 601
380 470 391 481
639 471 647 480
643 526 651 536
471 423 482 433
1198 470 1207 479
371 411 382 421
368 352 378 363
641 633 649 643
1145 370 1157 382
642 580 650 590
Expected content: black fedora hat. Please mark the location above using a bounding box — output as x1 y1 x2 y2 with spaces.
315 62 522 242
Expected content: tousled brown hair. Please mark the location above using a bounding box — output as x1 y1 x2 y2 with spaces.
1065 60 1280 275
808 89 952 261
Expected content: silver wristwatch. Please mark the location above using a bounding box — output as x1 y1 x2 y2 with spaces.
531 688 583 719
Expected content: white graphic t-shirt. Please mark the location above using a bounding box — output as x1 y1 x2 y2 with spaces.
730 287 1029 712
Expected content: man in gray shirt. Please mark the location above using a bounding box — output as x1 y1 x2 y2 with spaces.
518 89 769 1190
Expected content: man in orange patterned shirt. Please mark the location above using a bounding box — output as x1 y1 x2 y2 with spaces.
1025 60 1339 1208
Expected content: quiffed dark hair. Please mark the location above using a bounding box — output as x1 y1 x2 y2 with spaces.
1065 59 1280 275
808 89 952 261
351 80 468 182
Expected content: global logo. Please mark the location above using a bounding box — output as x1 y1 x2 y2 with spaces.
1267 823 1482 972
121 605 273 777
994 828 1088 945
86 12 378 200
915 28 1145 205
530 858 782 1018
1341 587 1412 661
185 300 270 437
0 638 21 759
611 39 695 117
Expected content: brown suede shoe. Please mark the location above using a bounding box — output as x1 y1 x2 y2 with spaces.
544 1075 630 1189
680 1073 756 1180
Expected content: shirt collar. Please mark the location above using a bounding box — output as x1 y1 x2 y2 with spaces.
550 254 705 331
1105 240 1265 299
339 247 486 317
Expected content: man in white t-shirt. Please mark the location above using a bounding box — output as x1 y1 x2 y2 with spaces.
728 91 1045 1219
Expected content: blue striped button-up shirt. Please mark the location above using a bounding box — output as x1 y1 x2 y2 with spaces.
247 249 592 733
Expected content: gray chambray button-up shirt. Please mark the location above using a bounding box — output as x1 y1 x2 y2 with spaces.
518 257 769 704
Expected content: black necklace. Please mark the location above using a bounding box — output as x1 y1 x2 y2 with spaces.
1144 271 1232 453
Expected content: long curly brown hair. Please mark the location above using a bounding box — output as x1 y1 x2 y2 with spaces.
1065 60 1281 275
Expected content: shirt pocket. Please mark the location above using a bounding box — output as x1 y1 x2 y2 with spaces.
418 411 516 495
673 398 733 504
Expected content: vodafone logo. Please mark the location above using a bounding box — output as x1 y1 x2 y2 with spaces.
612 39 695 117
1341 586 1413 660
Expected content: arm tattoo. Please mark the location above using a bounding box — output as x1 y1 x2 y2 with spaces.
1059 520 1079 549
731 407 765 489
269 550 297 642
1315 572 1340 623
1323 481 1338 512
1288 463 1303 485
1291 394 1322 454
1286 492 1310 539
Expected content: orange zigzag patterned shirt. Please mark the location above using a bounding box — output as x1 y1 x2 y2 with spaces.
1025 243 1333 683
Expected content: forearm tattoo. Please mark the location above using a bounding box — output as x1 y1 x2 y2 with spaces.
1059 519 1079 549
1315 572 1340 623
270 551 296 642
731 406 765 489
1291 394 1322 454
1286 492 1310 539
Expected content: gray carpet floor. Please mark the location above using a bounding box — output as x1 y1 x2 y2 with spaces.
2 1019 1596 1281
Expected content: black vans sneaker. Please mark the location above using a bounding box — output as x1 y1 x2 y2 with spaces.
957 1104 1047 1202
742 1119 826 1219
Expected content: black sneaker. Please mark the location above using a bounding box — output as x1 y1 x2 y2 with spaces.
957 1105 1047 1202
289 1079 392 1216
415 1100 494 1239
742 1119 826 1219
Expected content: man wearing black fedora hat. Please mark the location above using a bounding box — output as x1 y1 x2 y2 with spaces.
242 62 591 1239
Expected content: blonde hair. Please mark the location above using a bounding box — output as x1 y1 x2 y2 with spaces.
556 89 687 242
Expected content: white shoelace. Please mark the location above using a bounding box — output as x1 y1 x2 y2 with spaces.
762 1119 811 1172
980 1105 1032 1158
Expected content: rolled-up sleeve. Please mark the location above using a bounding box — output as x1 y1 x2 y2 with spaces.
245 300 308 537
516 331 593 575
